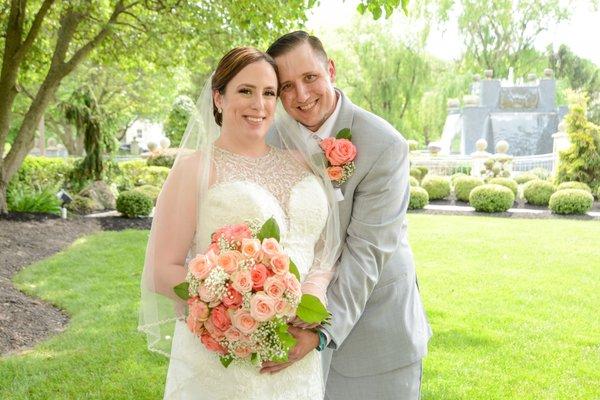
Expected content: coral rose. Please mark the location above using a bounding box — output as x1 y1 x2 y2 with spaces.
234 345 252 359
189 299 210 322
326 138 357 166
200 332 226 354
251 263 269 290
249 293 276 322
189 254 212 280
222 284 243 308
211 305 231 332
319 137 336 153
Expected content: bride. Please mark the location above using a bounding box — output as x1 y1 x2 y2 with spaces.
138 47 341 399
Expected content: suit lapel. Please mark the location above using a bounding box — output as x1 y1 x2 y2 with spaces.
331 89 355 138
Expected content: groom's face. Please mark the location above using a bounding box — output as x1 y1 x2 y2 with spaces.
275 42 337 132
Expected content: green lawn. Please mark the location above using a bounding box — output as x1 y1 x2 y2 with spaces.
1 215 599 399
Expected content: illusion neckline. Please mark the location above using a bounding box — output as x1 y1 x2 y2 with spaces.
212 143 273 160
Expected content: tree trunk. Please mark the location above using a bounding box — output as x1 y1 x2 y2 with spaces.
38 115 46 155
0 175 8 214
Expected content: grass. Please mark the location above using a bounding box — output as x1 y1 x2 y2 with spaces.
1 215 599 399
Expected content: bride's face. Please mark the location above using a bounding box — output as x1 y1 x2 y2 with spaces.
214 60 278 141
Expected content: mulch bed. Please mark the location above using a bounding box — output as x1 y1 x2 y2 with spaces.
0 212 151 357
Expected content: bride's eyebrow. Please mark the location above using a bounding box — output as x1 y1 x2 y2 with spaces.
236 84 276 91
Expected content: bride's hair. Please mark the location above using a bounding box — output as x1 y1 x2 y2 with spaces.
211 47 278 126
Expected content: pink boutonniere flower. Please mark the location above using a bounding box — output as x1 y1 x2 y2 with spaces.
320 128 357 186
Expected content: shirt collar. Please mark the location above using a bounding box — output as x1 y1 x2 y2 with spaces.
298 91 342 140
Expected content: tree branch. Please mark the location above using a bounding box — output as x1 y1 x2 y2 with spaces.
14 0 56 62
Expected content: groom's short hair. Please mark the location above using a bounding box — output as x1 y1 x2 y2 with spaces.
267 31 329 66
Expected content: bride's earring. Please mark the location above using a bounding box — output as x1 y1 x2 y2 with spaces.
217 108 222 114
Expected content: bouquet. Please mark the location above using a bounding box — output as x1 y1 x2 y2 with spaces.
174 217 329 368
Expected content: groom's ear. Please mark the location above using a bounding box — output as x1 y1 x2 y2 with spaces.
327 59 336 83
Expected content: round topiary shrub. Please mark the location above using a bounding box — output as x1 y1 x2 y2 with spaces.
549 189 594 215
117 190 153 218
133 185 161 205
421 175 451 200
147 152 176 168
523 179 556 206
488 177 518 196
529 167 551 180
515 172 538 185
416 166 428 178
450 172 468 186
556 181 592 193
141 166 170 188
67 195 97 215
469 184 515 212
409 186 429 210
454 176 484 202
410 167 422 181
409 176 419 187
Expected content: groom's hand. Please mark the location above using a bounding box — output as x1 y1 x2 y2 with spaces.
260 326 319 374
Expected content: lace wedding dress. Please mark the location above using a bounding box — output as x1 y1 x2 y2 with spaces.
163 145 329 400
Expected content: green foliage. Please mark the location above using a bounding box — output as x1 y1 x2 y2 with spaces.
515 172 539 185
556 97 600 194
164 96 195 147
8 156 74 192
296 294 330 324
421 175 451 200
481 155 512 180
116 191 153 218
66 195 97 215
488 177 518 197
450 172 468 186
454 176 484 202
6 186 61 214
147 152 176 168
523 180 556 206
357 0 410 19
416 166 429 177
410 167 423 181
257 217 281 242
133 185 161 205
450 165 472 175
529 167 551 181
141 166 170 188
114 159 147 191
409 186 429 210
469 184 515 213
174 282 190 301
549 189 594 215
556 181 592 193
409 176 420 187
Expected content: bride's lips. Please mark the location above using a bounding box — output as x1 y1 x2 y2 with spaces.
296 99 318 113
243 115 266 126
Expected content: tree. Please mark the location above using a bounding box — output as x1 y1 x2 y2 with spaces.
0 0 313 213
436 0 570 78
548 44 600 125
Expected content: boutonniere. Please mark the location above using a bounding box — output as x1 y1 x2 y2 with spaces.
320 128 357 187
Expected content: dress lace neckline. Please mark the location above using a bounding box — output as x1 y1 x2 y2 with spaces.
212 143 273 161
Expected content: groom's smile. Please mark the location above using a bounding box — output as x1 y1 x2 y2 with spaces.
274 42 337 132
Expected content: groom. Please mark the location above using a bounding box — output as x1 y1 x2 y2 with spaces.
261 31 432 399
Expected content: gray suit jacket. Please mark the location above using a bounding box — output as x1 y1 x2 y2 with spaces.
270 90 432 379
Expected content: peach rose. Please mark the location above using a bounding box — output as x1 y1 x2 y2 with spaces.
241 238 261 258
232 309 258 334
206 249 218 265
198 283 216 303
222 284 243 308
207 242 220 255
249 292 276 322
203 317 224 339
224 327 242 342
231 270 253 293
284 272 302 297
218 250 242 274
251 263 269 290
189 299 210 322
186 314 204 335
229 223 253 243
270 254 290 275
327 166 344 181
261 238 281 257
200 332 226 354
319 137 336 153
189 254 212 280
233 345 252 359
264 276 286 299
326 138 357 166
211 305 231 332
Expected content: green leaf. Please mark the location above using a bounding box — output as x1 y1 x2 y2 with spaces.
288 259 301 281
335 128 352 141
357 3 367 14
401 0 410 15
173 281 190 301
277 326 297 352
220 355 233 368
296 294 331 324
257 217 280 242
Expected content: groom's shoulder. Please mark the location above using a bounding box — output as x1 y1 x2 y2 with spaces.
350 102 406 150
